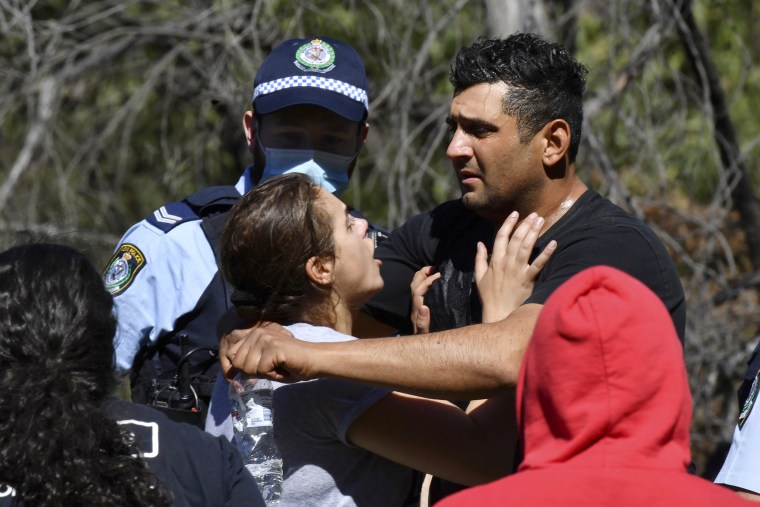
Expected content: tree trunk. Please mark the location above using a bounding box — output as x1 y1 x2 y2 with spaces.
671 0 760 271
484 0 551 38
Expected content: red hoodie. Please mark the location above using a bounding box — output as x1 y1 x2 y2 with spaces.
437 266 751 506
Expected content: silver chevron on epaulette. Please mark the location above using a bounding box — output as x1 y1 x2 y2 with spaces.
153 206 183 224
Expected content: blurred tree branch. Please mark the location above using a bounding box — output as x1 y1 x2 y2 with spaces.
669 0 760 272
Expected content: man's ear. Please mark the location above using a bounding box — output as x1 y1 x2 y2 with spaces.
542 119 571 167
305 256 334 286
359 121 369 147
243 110 257 154
348 122 370 180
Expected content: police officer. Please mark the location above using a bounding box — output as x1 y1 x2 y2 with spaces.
714 340 760 500
103 37 377 409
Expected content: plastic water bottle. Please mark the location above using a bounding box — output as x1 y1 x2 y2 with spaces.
229 375 282 505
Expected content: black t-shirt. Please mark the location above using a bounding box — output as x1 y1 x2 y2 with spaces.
367 190 686 342
0 399 264 507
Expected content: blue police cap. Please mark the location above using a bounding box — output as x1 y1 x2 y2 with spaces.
252 37 369 122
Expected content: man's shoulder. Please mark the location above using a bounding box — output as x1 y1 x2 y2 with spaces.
144 200 203 233
114 199 204 248
104 186 239 297
571 190 626 219
554 190 654 237
545 192 677 267
143 184 241 234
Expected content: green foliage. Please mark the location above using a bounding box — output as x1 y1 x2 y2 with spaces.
1 0 756 236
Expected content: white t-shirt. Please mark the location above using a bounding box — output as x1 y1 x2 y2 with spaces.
206 323 416 507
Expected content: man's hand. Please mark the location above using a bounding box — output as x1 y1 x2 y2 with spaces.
475 212 556 323
411 266 441 334
220 322 318 382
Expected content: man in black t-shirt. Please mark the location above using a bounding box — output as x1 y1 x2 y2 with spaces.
366 195 685 341
219 33 685 385
217 33 686 498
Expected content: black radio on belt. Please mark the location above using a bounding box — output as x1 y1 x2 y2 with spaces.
147 334 217 428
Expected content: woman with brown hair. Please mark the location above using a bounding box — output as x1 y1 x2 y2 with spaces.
209 173 553 506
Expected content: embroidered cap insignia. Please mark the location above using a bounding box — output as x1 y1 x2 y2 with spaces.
103 243 146 296
294 38 336 73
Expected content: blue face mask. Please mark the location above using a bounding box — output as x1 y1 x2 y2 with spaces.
259 147 355 195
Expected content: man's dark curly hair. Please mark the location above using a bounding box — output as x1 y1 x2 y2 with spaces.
450 33 588 162
0 243 172 506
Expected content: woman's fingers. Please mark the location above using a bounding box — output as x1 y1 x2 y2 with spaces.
411 266 440 334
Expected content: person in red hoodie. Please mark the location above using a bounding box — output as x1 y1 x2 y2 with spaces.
437 265 753 507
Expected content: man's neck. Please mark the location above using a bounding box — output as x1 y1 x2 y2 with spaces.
487 176 588 235
538 177 588 234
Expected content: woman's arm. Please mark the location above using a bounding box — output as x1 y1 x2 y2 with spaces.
343 213 556 485
346 390 517 486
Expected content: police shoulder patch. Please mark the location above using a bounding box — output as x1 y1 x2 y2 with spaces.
103 243 147 296
739 370 760 429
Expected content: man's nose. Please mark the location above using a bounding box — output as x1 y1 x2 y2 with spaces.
446 129 473 160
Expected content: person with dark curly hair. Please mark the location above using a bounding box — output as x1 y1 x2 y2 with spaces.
0 243 263 507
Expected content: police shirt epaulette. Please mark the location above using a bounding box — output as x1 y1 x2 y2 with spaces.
145 201 200 233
